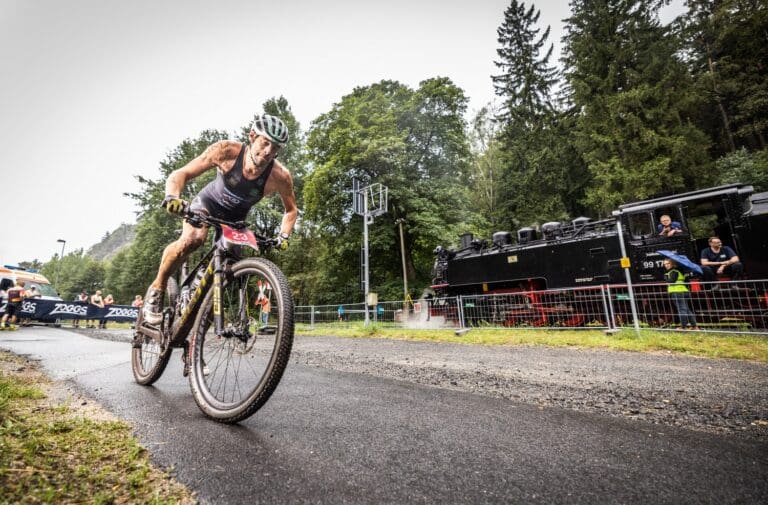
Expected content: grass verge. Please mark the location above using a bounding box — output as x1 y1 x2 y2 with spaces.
0 351 195 504
296 324 768 362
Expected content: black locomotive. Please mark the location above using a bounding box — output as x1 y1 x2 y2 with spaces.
431 184 768 328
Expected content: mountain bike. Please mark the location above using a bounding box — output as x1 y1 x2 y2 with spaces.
131 209 294 424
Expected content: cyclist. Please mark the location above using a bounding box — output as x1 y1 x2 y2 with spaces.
143 114 298 325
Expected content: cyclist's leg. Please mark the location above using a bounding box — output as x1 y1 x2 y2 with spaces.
150 222 209 291
143 221 208 324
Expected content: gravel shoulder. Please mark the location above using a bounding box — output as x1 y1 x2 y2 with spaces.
80 328 768 439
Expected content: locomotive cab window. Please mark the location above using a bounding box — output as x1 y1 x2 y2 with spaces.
684 198 733 253
654 208 687 236
627 212 653 238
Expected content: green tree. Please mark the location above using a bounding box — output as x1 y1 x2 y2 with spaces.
492 1 582 227
467 105 505 236
563 0 711 214
17 260 43 271
715 147 768 191
304 79 472 302
492 0 557 126
41 250 105 301
677 0 768 154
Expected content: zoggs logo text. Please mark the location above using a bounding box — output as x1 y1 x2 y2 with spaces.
106 307 138 318
49 303 88 316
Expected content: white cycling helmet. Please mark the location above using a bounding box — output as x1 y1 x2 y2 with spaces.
252 114 289 146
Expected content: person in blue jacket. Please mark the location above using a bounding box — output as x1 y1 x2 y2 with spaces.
657 214 683 237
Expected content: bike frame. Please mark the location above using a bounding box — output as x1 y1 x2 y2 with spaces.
138 212 269 349
171 247 220 346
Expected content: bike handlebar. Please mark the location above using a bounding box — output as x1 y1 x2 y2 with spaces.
179 205 279 248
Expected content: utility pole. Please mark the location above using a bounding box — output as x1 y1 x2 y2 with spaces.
55 239 66 293
395 218 408 314
363 189 370 325
352 178 388 326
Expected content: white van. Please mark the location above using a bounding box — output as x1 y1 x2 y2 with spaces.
0 265 63 326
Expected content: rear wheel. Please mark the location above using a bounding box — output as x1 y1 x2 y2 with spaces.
188 257 294 423
131 278 178 385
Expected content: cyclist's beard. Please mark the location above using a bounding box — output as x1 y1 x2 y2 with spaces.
248 147 273 172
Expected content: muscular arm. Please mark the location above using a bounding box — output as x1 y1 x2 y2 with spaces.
273 162 298 236
165 141 229 197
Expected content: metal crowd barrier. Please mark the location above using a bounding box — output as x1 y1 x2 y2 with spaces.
296 279 768 335
607 280 768 334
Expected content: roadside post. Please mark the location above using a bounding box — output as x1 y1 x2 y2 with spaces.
352 178 388 326
613 216 641 336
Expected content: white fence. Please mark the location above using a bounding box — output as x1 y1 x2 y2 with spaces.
296 279 768 335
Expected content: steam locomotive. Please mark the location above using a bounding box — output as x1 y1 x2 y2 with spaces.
431 184 768 328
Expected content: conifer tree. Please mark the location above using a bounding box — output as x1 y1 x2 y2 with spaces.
563 0 710 214
491 1 582 226
492 0 558 127
677 0 768 153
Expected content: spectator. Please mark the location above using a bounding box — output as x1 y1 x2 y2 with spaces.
1 280 25 331
99 294 114 329
89 290 104 328
700 236 744 283
337 304 345 322
663 259 699 330
20 285 41 326
260 296 271 325
73 291 88 328
657 214 683 237
26 285 41 299
130 295 143 330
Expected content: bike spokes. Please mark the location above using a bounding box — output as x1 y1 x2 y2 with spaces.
189 258 293 423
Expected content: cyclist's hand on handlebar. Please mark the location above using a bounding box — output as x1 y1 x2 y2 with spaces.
275 232 290 251
162 195 187 215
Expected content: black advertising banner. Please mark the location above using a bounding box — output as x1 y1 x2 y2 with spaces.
0 299 138 322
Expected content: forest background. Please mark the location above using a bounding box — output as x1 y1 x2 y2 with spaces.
20 0 768 305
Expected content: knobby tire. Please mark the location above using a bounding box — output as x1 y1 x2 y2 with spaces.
188 257 294 423
131 278 178 385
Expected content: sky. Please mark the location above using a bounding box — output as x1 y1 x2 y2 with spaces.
0 0 685 266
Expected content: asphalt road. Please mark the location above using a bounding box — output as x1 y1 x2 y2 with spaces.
2 327 766 504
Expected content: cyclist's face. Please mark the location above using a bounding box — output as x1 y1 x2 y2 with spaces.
250 135 281 166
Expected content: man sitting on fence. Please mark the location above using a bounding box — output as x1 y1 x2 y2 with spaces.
700 236 744 283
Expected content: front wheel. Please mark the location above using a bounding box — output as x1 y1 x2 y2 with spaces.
188 257 294 423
